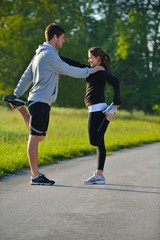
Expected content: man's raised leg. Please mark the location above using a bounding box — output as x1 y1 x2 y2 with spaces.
18 106 30 131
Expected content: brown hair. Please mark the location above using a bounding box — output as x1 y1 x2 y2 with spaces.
45 23 65 41
88 47 112 73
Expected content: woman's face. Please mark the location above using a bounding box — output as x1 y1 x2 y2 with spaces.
88 52 101 67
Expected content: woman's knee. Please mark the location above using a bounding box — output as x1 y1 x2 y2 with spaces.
89 138 99 146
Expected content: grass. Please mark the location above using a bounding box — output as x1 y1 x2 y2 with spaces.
0 106 160 178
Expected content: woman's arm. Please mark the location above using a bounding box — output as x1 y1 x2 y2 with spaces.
105 71 121 105
60 56 89 68
87 70 121 105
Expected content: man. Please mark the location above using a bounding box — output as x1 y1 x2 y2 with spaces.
9 23 104 186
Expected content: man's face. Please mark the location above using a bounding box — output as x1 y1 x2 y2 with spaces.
55 34 65 49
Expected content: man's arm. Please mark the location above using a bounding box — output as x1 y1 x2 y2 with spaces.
48 53 104 78
14 59 33 97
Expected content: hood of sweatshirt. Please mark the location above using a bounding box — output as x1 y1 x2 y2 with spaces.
35 42 57 55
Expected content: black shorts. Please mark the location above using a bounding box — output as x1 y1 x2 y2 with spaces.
28 101 51 136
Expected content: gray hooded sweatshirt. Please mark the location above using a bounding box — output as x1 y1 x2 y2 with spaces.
14 42 94 106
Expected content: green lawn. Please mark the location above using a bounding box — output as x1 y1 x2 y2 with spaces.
0 106 160 177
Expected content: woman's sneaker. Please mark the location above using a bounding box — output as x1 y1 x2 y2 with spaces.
30 173 55 186
84 174 106 185
102 102 117 116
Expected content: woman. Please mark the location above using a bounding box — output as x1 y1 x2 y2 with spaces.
61 47 121 184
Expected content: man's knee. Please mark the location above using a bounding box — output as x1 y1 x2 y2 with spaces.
29 135 45 143
38 135 45 142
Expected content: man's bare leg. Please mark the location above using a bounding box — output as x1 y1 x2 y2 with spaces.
27 135 44 177
18 106 30 130
8 103 54 184
10 104 30 131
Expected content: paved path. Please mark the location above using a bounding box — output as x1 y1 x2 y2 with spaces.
0 142 160 240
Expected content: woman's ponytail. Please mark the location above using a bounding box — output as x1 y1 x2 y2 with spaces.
104 53 112 73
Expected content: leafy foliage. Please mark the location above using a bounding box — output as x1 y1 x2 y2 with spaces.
0 0 160 113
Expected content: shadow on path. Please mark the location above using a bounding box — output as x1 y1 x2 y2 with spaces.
53 183 160 195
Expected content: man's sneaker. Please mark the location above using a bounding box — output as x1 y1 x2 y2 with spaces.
84 174 106 185
30 173 55 186
3 94 27 108
102 102 117 116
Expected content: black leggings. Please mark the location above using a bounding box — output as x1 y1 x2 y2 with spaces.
88 111 110 171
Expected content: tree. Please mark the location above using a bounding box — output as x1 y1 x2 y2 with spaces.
85 0 160 113
0 0 159 113
100 0 160 112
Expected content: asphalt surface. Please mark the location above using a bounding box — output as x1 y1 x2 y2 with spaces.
0 142 160 240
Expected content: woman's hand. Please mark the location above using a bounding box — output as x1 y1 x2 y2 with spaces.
115 105 120 109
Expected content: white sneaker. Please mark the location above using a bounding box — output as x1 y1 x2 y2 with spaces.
103 102 117 116
84 174 106 185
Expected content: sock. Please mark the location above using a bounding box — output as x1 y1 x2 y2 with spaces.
31 174 40 179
